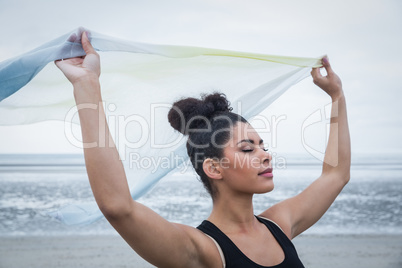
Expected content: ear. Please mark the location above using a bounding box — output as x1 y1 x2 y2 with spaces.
203 158 222 180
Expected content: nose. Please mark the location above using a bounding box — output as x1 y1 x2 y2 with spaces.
261 149 271 166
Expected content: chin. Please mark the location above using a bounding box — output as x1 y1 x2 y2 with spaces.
256 181 274 194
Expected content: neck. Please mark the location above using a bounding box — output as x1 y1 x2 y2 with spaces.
208 192 257 233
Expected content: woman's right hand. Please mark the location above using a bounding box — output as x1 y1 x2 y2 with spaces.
311 57 343 100
55 31 100 87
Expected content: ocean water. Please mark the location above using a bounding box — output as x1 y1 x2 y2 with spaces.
0 153 401 237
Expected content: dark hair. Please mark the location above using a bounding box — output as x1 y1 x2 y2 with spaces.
168 92 247 197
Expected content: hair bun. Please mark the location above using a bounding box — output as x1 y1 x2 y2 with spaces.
168 92 232 135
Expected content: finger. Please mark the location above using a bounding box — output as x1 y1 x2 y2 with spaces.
81 31 96 55
311 67 324 86
311 67 322 80
54 59 70 74
54 59 64 69
322 56 334 75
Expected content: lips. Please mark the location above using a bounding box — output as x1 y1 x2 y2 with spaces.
258 168 273 176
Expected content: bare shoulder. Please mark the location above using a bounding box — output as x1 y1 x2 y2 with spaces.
108 201 224 268
174 223 224 268
258 201 293 239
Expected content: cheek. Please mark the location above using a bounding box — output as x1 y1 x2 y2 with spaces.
237 154 260 170
222 154 256 174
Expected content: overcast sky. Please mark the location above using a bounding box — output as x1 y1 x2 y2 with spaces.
0 0 401 156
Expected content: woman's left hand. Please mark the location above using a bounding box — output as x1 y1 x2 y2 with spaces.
311 57 343 100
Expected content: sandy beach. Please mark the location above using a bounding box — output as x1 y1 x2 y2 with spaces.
0 234 401 268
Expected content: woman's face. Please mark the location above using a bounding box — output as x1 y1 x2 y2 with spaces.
218 121 273 195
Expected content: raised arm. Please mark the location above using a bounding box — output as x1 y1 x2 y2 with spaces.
55 32 128 214
261 57 351 238
55 32 221 268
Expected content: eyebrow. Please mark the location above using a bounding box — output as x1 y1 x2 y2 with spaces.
237 139 264 145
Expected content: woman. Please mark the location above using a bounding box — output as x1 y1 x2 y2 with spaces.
56 31 350 268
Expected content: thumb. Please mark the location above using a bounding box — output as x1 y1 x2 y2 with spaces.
81 31 96 55
322 56 334 75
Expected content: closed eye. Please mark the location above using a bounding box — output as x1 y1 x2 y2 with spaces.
242 147 268 153
238 139 267 153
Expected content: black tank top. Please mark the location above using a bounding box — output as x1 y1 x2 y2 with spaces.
197 216 305 268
